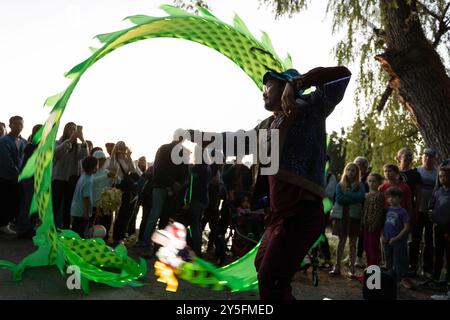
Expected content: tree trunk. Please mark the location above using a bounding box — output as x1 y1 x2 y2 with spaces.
377 0 450 162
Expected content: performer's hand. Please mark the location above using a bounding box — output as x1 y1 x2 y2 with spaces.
280 82 296 117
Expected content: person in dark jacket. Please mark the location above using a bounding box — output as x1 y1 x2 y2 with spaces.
0 116 27 235
16 124 43 237
137 133 190 251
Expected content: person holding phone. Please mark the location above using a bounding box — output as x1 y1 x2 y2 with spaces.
52 122 88 229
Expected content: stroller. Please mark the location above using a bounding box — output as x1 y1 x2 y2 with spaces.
213 193 265 264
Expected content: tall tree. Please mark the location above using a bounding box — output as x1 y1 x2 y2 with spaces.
344 101 423 174
258 0 450 161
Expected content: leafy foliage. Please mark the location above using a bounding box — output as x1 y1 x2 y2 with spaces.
257 0 448 168
175 0 448 166
327 130 347 177
173 0 210 13
344 100 424 174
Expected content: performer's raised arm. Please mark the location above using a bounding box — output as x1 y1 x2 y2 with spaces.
280 66 351 117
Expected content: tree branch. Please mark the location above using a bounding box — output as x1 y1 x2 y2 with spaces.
376 85 393 113
360 13 385 44
432 2 450 48
432 25 450 48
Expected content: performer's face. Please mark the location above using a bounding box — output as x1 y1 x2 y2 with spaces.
263 78 285 112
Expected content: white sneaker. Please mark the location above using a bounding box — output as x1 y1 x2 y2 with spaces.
0 225 16 235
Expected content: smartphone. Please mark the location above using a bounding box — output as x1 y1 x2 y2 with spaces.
76 125 83 133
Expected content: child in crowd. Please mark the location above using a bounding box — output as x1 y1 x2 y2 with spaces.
70 156 98 237
382 187 412 289
428 166 450 293
361 173 385 266
330 163 366 277
92 150 118 240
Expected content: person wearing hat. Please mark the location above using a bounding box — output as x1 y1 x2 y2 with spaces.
185 65 351 299
409 148 437 278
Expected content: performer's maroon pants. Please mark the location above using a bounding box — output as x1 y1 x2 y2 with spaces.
255 200 324 300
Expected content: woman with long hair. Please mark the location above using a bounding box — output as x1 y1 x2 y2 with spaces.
109 141 139 244
330 163 366 277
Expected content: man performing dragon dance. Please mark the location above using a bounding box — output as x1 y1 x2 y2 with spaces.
182 66 351 299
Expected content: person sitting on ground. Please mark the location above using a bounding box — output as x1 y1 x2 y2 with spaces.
70 156 98 237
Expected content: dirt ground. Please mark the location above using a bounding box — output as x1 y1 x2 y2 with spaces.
0 233 444 300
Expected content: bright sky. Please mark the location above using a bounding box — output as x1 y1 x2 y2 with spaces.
0 0 357 162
